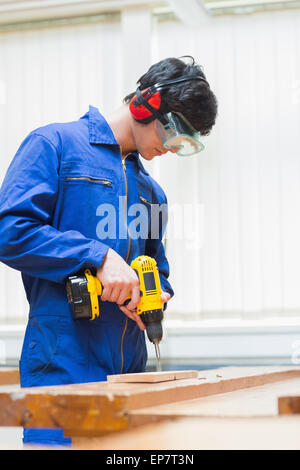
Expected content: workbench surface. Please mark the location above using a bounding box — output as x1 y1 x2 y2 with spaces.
1 366 300 449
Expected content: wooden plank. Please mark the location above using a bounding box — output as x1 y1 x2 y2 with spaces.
72 416 300 450
129 377 300 426
0 391 130 436
0 368 19 385
0 366 299 436
107 370 199 383
278 395 300 415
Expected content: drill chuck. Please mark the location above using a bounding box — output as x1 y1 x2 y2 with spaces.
140 309 163 344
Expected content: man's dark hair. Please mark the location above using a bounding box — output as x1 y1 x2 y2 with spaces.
123 56 218 136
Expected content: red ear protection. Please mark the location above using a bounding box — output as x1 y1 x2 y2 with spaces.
129 88 162 124
128 75 208 125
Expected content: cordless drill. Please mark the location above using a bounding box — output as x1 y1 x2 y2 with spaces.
66 256 164 370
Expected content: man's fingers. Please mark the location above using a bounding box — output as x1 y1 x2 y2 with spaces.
117 286 131 306
109 285 122 303
161 291 171 303
119 289 172 331
126 283 140 311
119 306 146 331
101 285 113 302
119 305 135 321
132 313 146 331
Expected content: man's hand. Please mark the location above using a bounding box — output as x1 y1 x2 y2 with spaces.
97 249 172 331
97 248 140 308
119 290 172 331
161 291 171 305
118 305 146 331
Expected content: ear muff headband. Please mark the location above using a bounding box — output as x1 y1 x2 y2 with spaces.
129 75 208 124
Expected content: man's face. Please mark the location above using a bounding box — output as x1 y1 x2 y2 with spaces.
131 119 178 161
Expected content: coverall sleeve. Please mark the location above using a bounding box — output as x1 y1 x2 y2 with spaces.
0 132 110 283
146 196 174 303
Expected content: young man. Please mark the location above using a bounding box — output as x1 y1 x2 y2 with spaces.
0 56 217 445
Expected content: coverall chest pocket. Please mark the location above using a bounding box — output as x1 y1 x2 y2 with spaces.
59 163 117 239
63 163 115 192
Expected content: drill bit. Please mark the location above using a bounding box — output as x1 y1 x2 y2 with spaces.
154 340 161 372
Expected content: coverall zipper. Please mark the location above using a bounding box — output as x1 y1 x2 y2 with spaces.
120 155 131 374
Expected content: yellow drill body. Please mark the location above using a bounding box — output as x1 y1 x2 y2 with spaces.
83 255 163 320
67 256 164 370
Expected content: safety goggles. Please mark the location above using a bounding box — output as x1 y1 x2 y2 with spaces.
155 112 205 157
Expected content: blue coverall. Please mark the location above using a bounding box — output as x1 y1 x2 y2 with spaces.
0 106 174 445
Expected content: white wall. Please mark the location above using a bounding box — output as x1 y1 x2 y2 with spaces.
0 19 124 321
150 10 300 320
0 8 299 323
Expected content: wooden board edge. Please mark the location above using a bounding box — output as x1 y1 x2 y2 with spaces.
107 370 199 384
0 368 20 385
278 396 300 415
126 368 300 410
0 391 131 433
1 367 300 435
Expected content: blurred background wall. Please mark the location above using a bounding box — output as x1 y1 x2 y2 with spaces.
0 0 299 365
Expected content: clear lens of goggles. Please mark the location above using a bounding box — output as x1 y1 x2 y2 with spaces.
155 112 204 157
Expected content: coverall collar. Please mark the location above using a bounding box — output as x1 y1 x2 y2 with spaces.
88 105 119 145
87 105 149 175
